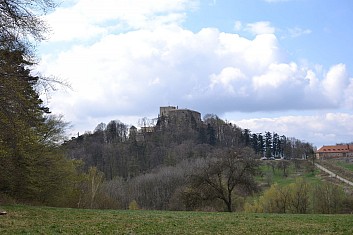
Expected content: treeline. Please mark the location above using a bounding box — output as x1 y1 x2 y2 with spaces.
64 115 315 181
73 147 260 212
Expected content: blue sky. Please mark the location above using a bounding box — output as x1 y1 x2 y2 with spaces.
37 0 353 147
185 0 353 71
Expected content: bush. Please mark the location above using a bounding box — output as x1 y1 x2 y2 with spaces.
129 200 140 210
245 179 349 214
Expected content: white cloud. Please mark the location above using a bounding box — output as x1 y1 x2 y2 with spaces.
287 27 312 38
234 20 242 31
245 21 275 35
344 78 353 108
38 1 353 140
41 25 353 121
45 0 198 42
322 64 349 105
210 67 246 94
236 20 310 39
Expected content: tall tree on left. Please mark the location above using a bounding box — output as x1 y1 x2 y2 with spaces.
0 1 80 205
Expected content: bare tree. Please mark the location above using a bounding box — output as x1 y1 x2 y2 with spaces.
288 178 310 214
277 160 291 177
187 147 259 212
0 0 55 52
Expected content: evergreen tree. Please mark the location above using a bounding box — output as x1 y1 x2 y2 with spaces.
265 132 272 158
272 133 280 158
0 1 81 205
251 133 259 154
207 123 217 146
242 129 251 147
257 133 265 157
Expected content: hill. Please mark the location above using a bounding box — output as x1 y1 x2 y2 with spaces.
60 109 316 212
63 107 314 181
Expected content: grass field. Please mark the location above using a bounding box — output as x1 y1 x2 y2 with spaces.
1 205 353 234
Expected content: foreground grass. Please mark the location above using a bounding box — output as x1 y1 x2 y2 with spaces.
1 205 353 234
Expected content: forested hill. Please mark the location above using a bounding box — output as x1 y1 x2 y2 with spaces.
63 112 314 180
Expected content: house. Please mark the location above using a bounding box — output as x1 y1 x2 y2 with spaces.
316 144 353 159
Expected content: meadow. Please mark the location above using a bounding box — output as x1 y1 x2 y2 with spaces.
1 205 353 234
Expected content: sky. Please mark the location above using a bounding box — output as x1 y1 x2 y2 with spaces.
37 0 353 148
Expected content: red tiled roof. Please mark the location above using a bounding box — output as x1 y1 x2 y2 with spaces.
317 144 353 153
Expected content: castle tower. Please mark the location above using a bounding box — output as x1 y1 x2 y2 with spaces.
160 106 176 117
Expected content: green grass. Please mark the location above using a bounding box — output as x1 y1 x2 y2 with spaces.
1 205 353 234
259 161 320 187
336 161 353 172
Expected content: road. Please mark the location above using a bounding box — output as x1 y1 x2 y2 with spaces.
314 163 353 187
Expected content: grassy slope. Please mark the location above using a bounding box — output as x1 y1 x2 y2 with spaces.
1 205 353 234
259 161 321 187
317 159 353 183
335 161 353 172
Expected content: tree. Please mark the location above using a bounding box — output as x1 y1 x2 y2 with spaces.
263 183 291 213
188 147 259 212
257 133 265 156
88 167 105 209
288 178 310 214
246 183 294 214
242 129 251 147
251 133 259 154
279 135 286 158
207 123 217 146
0 50 49 140
0 49 51 199
0 0 55 53
246 178 346 214
277 160 290 177
0 111 79 205
265 132 272 158
39 114 70 146
0 45 77 205
312 182 345 214
203 114 225 145
106 120 128 143
272 133 280 158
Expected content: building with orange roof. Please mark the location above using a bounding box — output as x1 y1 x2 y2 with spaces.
316 144 353 159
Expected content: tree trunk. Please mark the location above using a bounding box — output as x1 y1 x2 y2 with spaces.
226 193 233 212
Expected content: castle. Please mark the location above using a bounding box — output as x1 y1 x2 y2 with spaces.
130 106 202 141
159 106 201 125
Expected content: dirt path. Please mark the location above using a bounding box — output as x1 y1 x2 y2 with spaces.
315 163 353 187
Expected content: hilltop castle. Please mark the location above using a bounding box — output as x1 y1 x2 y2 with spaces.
130 106 202 141
159 106 201 125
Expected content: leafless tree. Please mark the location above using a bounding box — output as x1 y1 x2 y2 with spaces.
1 0 55 52
187 147 260 212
